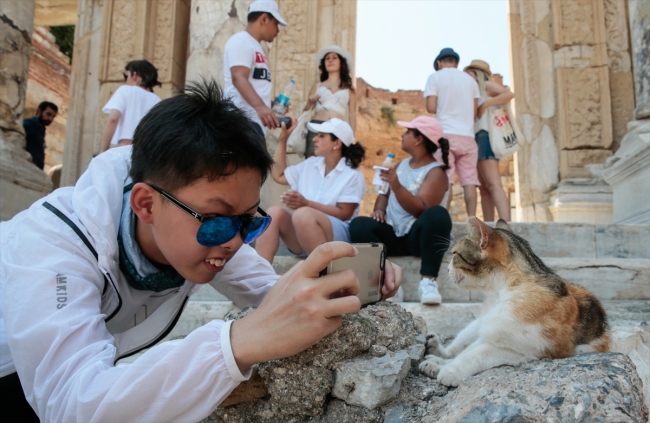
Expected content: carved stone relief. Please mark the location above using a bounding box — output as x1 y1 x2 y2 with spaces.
629 0 650 119
520 35 554 119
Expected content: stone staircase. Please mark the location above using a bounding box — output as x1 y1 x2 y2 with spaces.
170 221 650 408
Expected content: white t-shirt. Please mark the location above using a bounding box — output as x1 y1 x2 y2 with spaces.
284 157 366 222
423 68 480 137
223 31 272 130
102 85 161 145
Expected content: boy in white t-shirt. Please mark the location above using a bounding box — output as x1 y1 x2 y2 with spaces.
424 47 481 216
100 60 162 153
224 0 287 136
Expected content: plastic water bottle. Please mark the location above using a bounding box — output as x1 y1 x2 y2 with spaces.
373 153 395 194
272 79 295 115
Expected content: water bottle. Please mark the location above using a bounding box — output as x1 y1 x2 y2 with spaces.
373 153 395 194
272 79 295 115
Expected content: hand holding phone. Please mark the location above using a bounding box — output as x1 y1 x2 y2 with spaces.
277 116 292 129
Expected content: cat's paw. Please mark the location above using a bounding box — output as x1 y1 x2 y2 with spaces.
425 333 445 357
423 354 447 365
437 365 463 387
419 359 442 379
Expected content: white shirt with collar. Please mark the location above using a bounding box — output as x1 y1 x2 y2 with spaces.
284 156 366 222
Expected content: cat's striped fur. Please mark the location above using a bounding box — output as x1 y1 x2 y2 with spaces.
419 217 610 387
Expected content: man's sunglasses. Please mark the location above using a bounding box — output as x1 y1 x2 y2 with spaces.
146 184 272 247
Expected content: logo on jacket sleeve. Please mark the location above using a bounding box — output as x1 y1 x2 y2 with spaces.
56 273 68 309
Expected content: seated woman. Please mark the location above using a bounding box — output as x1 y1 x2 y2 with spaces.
350 116 452 305
256 118 366 264
303 45 357 157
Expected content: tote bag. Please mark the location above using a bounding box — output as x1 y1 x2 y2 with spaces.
287 110 313 158
488 103 522 159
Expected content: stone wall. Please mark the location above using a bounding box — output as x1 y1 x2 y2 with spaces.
508 0 634 222
62 0 190 186
25 26 71 172
355 78 515 222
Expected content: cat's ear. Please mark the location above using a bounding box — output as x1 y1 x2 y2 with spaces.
468 216 494 249
495 219 512 232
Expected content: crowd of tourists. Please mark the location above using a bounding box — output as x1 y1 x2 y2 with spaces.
5 0 520 420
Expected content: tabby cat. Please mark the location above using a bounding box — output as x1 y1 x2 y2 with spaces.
419 217 610 387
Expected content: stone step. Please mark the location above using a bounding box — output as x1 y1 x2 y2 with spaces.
269 256 650 302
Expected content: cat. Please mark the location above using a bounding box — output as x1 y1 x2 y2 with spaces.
419 217 610 387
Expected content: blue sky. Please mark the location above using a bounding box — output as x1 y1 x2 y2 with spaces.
356 0 511 91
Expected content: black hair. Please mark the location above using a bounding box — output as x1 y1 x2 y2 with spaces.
130 79 273 193
248 11 272 23
37 101 58 113
125 60 161 91
328 134 365 169
439 56 459 66
319 53 354 91
412 129 449 170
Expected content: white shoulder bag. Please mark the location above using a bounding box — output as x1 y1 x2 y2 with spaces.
487 103 523 159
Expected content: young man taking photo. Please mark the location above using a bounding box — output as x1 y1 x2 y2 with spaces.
0 80 401 422
424 47 481 216
23 101 58 170
223 0 286 136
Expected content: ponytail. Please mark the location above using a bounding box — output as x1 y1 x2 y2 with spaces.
329 134 366 169
437 137 450 170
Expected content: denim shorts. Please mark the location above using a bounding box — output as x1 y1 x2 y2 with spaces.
475 130 498 161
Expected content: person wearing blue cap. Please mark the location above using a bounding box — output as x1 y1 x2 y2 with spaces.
424 47 481 217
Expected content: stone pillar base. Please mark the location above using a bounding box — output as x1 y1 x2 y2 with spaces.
602 120 650 224
549 178 613 224
0 133 52 221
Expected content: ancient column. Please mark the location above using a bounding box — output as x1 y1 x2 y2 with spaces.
62 0 190 187
602 0 650 224
508 0 635 222
0 0 52 220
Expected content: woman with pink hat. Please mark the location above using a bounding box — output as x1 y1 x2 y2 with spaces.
464 59 514 221
350 116 452 305
301 45 357 157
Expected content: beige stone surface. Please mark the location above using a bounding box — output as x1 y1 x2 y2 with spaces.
34 0 78 26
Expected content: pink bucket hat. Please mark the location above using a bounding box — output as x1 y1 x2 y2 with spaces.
397 116 443 143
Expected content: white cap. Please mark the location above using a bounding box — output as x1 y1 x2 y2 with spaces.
248 0 287 26
307 118 355 147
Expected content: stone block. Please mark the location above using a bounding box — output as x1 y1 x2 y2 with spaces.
422 353 646 423
595 224 650 258
331 350 411 410
629 0 650 119
528 125 559 199
520 35 555 118
548 178 612 223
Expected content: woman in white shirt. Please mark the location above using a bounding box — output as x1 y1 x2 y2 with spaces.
100 60 162 153
350 116 452 306
256 118 366 263
302 46 357 157
464 60 514 221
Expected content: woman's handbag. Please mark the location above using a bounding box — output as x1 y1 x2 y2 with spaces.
487 103 523 159
287 110 313 158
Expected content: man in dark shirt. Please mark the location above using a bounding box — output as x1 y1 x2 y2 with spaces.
23 101 58 170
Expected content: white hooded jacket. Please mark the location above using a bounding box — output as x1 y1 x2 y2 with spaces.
0 147 279 422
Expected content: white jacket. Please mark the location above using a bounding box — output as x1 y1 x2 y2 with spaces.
0 147 279 422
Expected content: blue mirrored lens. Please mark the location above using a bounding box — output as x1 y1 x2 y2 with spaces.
242 216 272 244
196 217 241 247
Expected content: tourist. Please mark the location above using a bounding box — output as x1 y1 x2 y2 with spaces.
464 60 514 221
23 101 58 170
99 60 162 153
424 47 481 216
0 80 402 421
350 116 452 306
223 0 286 136
302 45 357 157
255 118 366 263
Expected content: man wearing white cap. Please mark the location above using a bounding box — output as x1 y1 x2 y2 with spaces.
256 118 368 264
224 0 287 136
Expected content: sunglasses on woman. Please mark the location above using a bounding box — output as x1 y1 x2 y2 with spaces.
146 184 272 247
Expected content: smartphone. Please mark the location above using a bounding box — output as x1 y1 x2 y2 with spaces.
319 243 386 306
277 116 292 129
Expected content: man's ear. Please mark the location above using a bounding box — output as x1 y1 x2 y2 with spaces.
130 183 156 224
467 216 494 250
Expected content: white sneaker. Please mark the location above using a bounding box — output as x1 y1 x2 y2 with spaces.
419 278 442 305
387 286 404 303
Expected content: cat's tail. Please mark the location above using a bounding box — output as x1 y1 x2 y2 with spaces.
569 284 611 352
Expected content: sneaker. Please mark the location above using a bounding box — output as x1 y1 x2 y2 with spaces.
419 278 442 305
387 286 404 303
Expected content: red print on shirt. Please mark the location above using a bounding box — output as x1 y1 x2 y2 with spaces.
255 52 268 65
